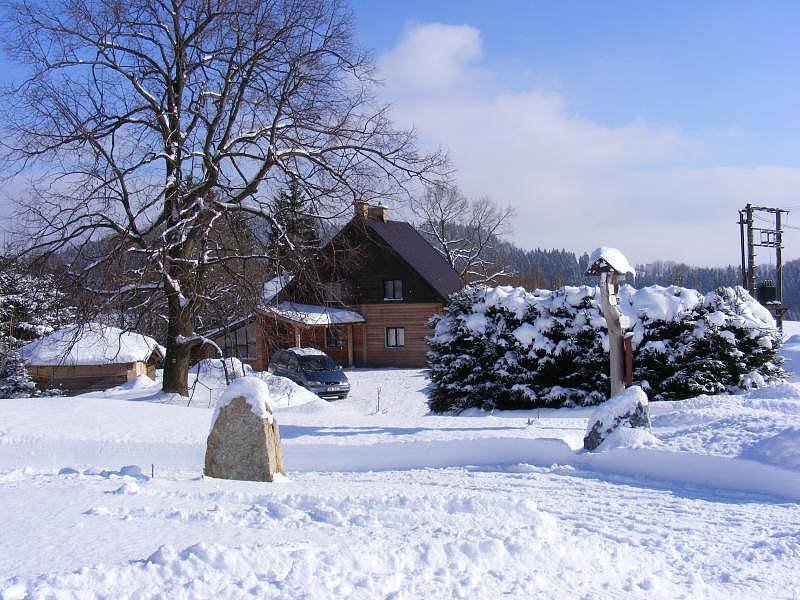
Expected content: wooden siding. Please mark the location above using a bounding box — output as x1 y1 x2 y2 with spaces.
285 219 443 306
255 314 355 369
356 302 441 367
27 362 149 395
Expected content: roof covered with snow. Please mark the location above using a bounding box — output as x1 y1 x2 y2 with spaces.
260 274 293 307
264 301 365 326
19 323 165 367
586 247 636 277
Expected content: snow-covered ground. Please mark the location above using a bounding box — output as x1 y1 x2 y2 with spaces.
2 334 800 597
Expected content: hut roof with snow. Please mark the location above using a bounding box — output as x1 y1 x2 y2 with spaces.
20 324 165 366
20 324 165 394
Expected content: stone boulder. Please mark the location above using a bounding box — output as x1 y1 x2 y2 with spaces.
584 385 652 451
204 376 285 482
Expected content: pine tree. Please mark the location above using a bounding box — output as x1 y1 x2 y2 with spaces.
0 260 75 397
266 180 321 278
0 339 38 398
0 260 76 347
427 284 785 413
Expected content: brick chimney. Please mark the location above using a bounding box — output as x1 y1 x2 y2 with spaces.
354 200 369 218
367 203 388 222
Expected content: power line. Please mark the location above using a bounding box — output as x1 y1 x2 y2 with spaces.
738 203 789 329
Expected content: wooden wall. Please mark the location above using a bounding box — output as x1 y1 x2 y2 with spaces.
257 316 355 369
355 302 441 367
27 362 147 395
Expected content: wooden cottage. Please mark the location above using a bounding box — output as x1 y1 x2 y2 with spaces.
20 323 165 394
205 202 463 369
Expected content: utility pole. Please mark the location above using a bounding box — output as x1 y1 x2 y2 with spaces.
746 203 756 294
738 204 789 329
738 210 747 288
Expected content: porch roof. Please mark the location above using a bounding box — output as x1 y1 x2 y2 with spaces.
262 301 365 327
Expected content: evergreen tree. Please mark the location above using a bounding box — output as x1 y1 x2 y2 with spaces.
266 180 321 278
0 341 38 398
0 260 75 397
427 284 785 413
0 260 76 347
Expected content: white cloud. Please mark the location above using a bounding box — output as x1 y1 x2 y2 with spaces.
378 23 485 93
378 23 800 266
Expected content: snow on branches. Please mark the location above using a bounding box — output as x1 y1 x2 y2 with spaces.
427 284 785 413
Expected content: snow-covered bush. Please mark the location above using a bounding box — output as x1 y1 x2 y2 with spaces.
427 284 784 413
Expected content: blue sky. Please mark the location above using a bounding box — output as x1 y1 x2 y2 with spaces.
353 0 800 167
2 2 800 264
350 1 800 264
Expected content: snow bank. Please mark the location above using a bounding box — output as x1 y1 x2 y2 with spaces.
193 357 251 380
743 427 800 471
252 372 327 411
19 323 164 366
214 376 273 423
595 427 661 451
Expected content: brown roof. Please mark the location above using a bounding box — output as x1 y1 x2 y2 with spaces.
363 218 463 300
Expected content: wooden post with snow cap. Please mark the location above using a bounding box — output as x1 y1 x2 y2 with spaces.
585 247 636 398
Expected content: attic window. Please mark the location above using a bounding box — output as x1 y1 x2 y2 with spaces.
324 282 342 303
384 279 403 300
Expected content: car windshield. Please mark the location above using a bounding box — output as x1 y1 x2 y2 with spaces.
298 355 338 372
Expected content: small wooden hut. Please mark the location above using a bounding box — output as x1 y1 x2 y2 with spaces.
20 324 165 395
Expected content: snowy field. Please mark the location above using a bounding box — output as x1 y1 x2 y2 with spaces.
2 334 800 597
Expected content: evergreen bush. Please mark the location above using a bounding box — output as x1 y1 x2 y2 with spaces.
427 284 784 413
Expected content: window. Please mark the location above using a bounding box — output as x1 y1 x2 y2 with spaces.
385 327 405 348
324 282 343 303
384 279 403 300
325 327 345 348
219 322 257 359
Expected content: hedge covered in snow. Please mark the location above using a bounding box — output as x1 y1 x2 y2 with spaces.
427 284 785 413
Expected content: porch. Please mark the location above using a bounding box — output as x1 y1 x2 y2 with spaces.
261 301 366 368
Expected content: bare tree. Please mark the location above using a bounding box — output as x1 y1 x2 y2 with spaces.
1 0 445 395
412 184 515 285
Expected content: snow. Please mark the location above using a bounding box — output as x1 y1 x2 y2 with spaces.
213 376 273 422
587 246 636 277
621 284 703 323
287 347 326 356
586 385 649 434
595 426 662 451
260 274 293 306
743 427 800 471
19 323 164 366
3 330 800 595
264 301 365 326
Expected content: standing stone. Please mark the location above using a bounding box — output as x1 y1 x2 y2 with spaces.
204 378 285 482
583 385 652 452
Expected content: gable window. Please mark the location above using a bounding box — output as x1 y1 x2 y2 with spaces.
384 279 403 300
324 282 343 303
385 327 405 348
325 327 345 349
